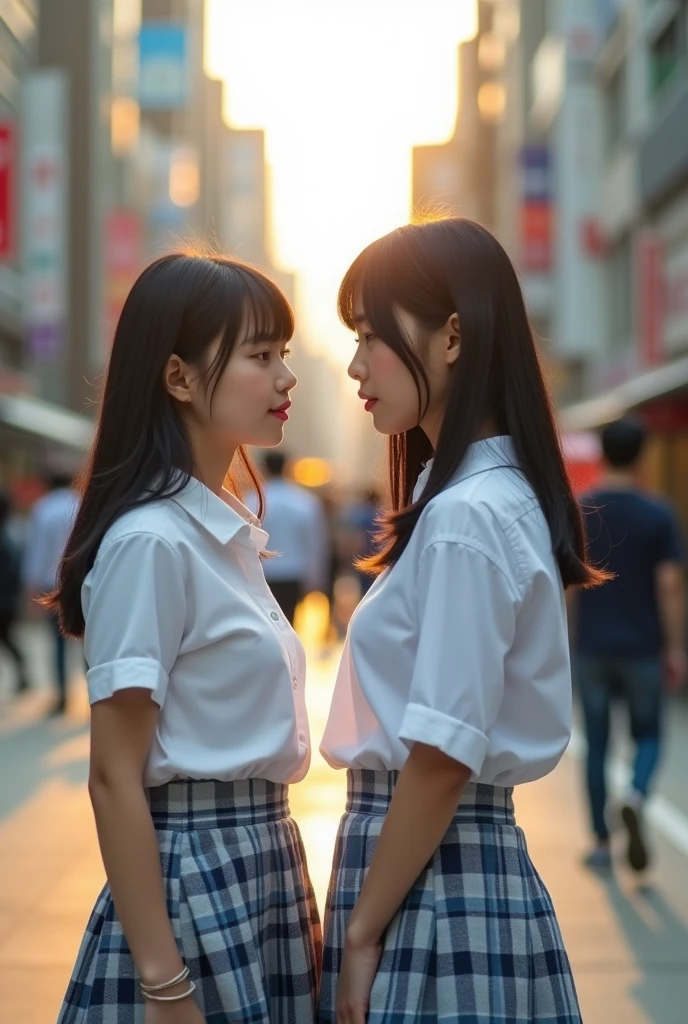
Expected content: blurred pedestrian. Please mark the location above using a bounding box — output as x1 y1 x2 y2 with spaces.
571 417 686 873
0 488 29 695
319 218 591 1023
49 254 319 1023
23 471 79 714
341 486 382 596
253 451 329 625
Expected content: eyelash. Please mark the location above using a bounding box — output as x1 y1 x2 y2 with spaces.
254 349 292 362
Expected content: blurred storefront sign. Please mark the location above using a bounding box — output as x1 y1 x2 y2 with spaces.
138 23 189 110
664 236 688 356
519 145 552 272
21 70 68 361
635 229 664 368
103 209 141 354
0 121 16 262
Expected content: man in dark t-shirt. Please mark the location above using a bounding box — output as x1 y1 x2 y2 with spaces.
572 417 686 872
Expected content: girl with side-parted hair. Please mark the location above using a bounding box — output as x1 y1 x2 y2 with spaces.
319 218 605 1023
52 253 321 1024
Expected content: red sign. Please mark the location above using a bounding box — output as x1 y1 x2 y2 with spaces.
0 122 16 261
521 202 553 271
635 231 664 368
103 210 142 353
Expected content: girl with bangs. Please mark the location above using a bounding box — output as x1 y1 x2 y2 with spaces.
319 218 604 1023
52 254 320 1023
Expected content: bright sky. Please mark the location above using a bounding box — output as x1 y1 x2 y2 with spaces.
205 0 477 362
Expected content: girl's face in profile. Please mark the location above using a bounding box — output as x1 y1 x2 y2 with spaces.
348 302 460 444
166 323 298 455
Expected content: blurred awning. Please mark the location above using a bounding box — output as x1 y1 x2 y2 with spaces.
0 393 94 451
560 354 688 432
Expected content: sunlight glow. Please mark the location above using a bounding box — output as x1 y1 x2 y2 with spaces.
205 0 477 361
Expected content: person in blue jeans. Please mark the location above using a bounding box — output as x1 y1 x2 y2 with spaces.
571 417 686 871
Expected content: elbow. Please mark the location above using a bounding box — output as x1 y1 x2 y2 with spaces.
87 766 144 807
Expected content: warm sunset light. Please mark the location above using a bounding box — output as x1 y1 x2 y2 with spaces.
205 0 477 362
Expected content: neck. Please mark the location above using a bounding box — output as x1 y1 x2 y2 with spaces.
186 429 235 496
601 468 637 489
421 414 500 451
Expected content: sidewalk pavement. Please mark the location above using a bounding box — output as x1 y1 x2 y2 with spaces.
1 622 688 1022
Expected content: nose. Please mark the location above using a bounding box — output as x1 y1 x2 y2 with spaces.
348 351 366 383
278 362 298 393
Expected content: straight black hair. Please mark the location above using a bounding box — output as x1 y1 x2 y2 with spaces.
338 217 607 589
49 252 294 638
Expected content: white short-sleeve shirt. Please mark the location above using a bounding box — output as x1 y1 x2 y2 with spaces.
320 436 573 786
83 479 310 788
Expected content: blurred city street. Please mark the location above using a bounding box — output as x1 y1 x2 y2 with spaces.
1 609 688 1024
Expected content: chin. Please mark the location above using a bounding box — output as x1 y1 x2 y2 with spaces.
371 410 417 436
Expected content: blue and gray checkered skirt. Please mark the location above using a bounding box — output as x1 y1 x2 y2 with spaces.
319 770 582 1024
57 778 321 1024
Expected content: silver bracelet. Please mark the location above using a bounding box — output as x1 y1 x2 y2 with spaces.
140 965 189 992
142 980 196 1003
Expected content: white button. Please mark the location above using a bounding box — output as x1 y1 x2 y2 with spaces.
270 611 279 621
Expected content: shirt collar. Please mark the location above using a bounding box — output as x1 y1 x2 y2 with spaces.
413 435 519 502
171 477 269 549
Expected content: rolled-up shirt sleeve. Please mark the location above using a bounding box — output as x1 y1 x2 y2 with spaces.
84 532 186 707
399 538 517 776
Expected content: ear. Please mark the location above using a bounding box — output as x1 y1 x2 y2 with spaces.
443 313 461 366
163 354 195 404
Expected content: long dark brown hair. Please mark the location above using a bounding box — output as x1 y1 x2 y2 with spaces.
49 252 294 638
338 217 606 589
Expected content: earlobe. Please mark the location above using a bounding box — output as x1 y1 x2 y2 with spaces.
164 354 193 403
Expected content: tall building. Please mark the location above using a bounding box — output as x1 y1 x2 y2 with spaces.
411 1 502 228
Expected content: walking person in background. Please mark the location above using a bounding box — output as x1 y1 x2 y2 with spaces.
23 471 79 714
571 417 686 873
51 254 320 1023
319 217 598 1023
0 488 29 696
251 450 329 625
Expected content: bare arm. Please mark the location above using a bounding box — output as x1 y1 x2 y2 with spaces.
88 689 189 995
348 742 470 943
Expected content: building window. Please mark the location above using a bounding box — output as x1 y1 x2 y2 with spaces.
649 2 688 97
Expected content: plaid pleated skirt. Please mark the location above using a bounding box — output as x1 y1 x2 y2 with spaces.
320 770 582 1024
57 779 321 1024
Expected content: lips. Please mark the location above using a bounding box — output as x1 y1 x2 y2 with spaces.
359 392 378 413
270 400 291 422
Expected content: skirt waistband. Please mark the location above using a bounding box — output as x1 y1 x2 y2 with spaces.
346 769 516 825
147 778 290 829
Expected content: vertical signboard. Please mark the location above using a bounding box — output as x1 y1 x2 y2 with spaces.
22 70 68 360
103 209 141 356
519 145 553 272
635 230 664 368
0 122 16 261
138 23 189 110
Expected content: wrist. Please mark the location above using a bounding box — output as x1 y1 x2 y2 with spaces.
138 959 186 989
346 914 382 949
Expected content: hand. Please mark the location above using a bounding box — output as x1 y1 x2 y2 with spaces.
144 986 206 1024
664 648 687 692
335 930 383 1024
